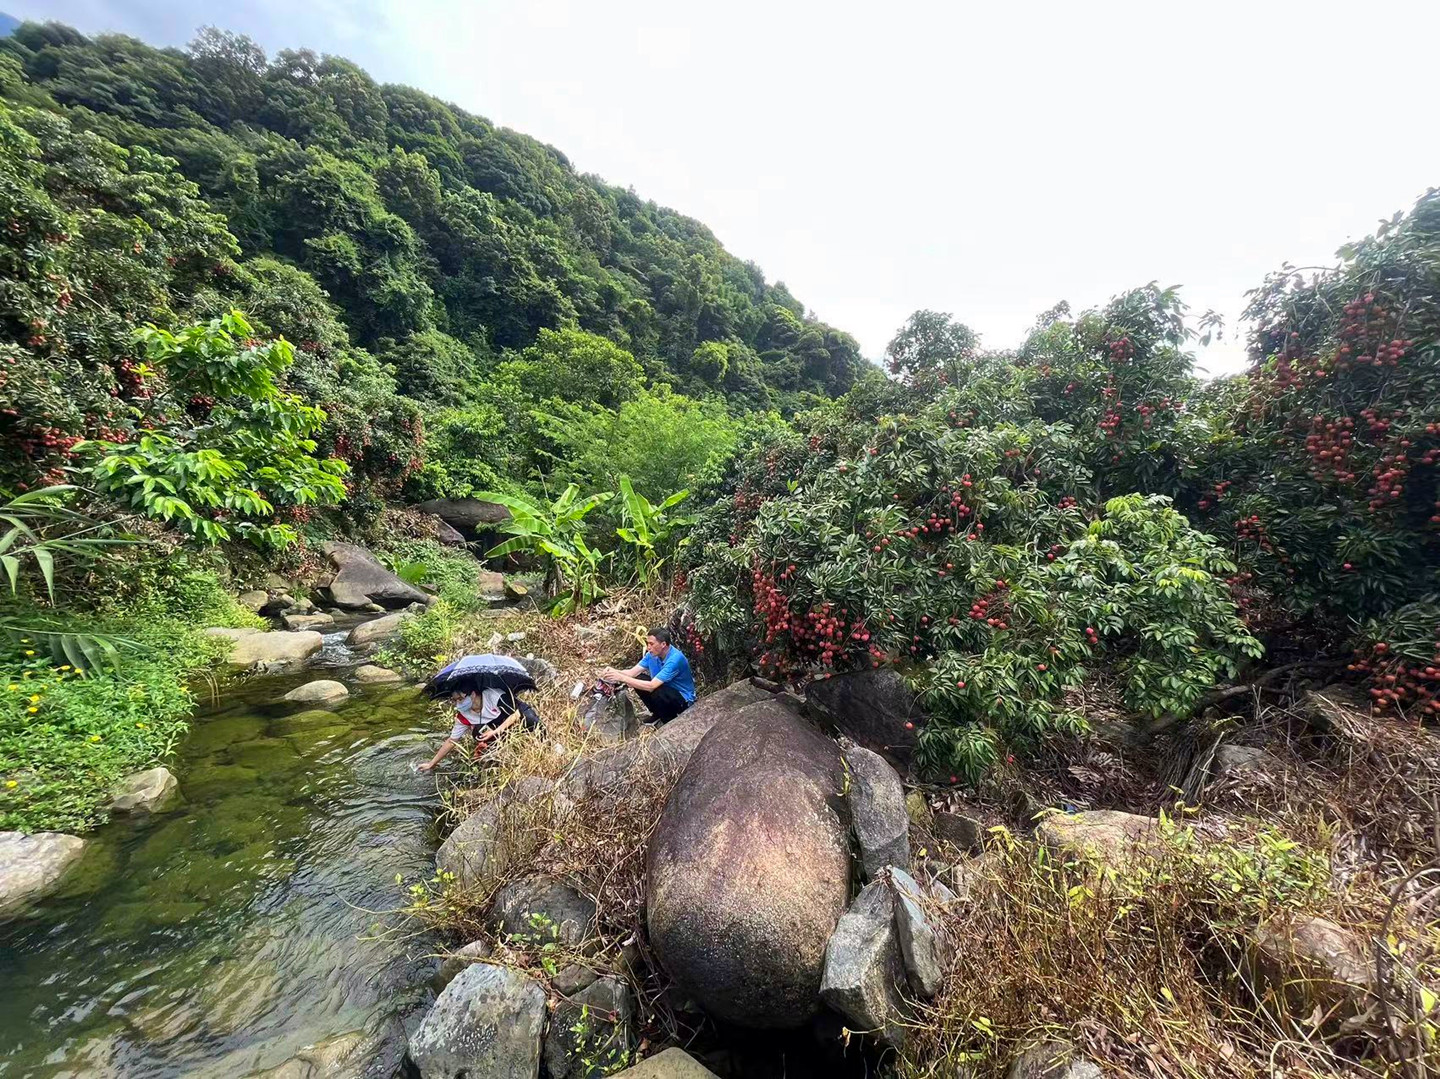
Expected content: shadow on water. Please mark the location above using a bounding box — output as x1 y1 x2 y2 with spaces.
0 663 445 1079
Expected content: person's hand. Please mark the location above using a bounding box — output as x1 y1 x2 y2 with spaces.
417 760 435 773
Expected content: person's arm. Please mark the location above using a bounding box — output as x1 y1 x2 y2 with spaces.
599 663 651 686
475 710 523 748
418 737 459 772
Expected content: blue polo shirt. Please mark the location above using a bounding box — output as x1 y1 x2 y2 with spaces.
640 646 696 703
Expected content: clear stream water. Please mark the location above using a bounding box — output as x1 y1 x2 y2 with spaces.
0 638 444 1079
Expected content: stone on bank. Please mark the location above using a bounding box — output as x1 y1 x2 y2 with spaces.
109 766 180 814
408 962 546 1079
0 830 88 919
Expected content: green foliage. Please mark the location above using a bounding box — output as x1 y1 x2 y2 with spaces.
0 564 250 831
479 485 613 616
83 312 348 548
615 476 693 587
2 23 863 417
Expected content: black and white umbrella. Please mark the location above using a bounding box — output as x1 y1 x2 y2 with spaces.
423 653 536 699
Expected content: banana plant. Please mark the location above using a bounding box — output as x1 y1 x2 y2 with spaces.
615 476 694 587
0 485 142 670
474 485 614 616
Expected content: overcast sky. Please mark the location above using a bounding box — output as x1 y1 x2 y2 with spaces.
13 0 1440 374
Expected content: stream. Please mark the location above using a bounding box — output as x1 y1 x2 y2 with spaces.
0 631 442 1078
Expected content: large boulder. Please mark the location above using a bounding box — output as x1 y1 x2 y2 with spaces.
1035 810 1161 869
347 612 412 647
1007 1042 1103 1079
611 1049 718 1078
818 880 909 1046
561 680 771 799
282 612 335 633
646 698 851 1028
320 541 428 610
204 627 323 671
237 589 269 613
408 962 546 1079
842 740 909 879
0 831 87 918
435 940 494 992
109 766 180 814
437 779 566 892
282 680 349 706
245 1028 385 1079
434 518 467 546
354 664 404 685
805 668 921 768
413 498 512 538
488 876 597 948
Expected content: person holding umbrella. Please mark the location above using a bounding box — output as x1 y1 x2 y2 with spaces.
417 654 541 772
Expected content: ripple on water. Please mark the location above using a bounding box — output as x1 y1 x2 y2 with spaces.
0 679 443 1079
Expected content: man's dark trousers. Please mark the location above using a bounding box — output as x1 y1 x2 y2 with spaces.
636 683 689 722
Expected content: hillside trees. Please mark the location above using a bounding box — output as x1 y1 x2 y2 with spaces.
0 21 863 410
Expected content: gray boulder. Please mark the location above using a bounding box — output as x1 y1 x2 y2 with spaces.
805 668 921 768
477 570 509 606
518 656 560 687
283 680 349 706
489 876 597 949
890 867 948 998
933 810 984 852
282 612 335 633
580 687 640 745
320 541 429 610
237 589 269 613
434 518 467 546
842 740 909 879
611 1048 718 1078
347 612 412 647
1214 743 1269 776
354 664 404 685
109 766 180 814
0 831 87 919
436 781 566 893
561 680 772 800
204 627 324 671
408 962 546 1079
543 976 635 1079
551 963 600 995
647 698 851 1028
413 497 512 538
818 880 909 1046
1245 915 1374 1022
435 939 494 992
1007 1042 1102 1079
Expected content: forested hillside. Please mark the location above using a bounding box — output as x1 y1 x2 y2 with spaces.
0 21 862 503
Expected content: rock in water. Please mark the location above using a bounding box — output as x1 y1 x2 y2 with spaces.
0 831 88 919
646 698 850 1028
110 766 180 814
347 611 412 647
805 668 921 768
281 612 335 632
354 664 405 685
282 680 349 706
408 962 545 1079
204 628 324 671
842 740 909 879
818 879 910 1046
321 541 429 610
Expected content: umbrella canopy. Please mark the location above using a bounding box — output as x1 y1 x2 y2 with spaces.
423 653 536 699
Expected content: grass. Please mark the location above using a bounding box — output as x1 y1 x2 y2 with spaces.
0 557 261 833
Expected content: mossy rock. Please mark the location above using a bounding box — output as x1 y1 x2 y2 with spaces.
184 715 267 756
226 737 304 773
268 709 350 737
181 762 260 801
283 724 352 755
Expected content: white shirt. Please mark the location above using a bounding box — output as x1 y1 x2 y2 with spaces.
450 688 505 740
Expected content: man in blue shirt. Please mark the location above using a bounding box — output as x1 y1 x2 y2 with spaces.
599 625 696 722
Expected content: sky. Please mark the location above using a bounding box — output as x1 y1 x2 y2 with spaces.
12 0 1440 375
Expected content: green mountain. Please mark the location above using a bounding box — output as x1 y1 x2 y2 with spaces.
0 22 862 414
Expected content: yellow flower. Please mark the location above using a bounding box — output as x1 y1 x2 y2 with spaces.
29 695 40 704
27 707 38 714
88 734 100 742
6 685 17 692
73 668 84 676
58 665 70 671
4 780 16 788
24 650 35 656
